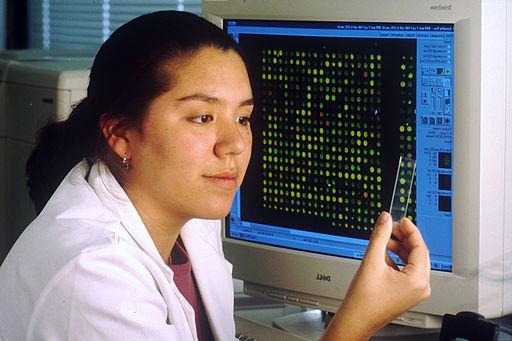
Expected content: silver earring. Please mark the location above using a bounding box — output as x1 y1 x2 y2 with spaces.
121 156 130 171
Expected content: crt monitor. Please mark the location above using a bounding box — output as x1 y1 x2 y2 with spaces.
226 18 452 327
203 0 512 329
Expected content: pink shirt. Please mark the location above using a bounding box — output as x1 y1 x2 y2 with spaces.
169 238 214 341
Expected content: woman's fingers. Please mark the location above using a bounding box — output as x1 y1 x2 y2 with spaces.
387 238 409 263
387 218 431 287
392 221 405 241
384 251 400 270
398 218 431 280
364 212 393 266
325 213 432 340
365 212 430 285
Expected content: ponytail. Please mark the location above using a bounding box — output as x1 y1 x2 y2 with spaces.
26 98 100 213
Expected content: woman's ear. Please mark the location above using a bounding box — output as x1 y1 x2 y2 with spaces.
100 115 133 159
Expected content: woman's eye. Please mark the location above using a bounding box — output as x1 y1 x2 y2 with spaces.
236 116 251 126
192 114 213 124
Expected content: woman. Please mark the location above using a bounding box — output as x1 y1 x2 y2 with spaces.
0 11 430 341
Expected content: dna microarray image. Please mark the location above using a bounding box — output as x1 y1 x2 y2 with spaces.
240 35 417 240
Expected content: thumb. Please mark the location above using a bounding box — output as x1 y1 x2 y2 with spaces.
364 212 393 263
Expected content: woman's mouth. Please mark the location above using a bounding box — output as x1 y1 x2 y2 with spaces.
203 172 238 190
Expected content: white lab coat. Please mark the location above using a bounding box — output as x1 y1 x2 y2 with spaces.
0 160 236 341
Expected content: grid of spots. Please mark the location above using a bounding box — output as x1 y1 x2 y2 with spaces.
397 55 417 221
260 48 385 231
390 157 416 221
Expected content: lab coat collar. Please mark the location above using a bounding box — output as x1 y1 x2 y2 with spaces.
87 161 200 337
181 221 235 341
38 160 236 340
87 160 235 340
87 161 163 266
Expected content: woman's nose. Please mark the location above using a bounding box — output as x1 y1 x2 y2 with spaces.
214 124 247 158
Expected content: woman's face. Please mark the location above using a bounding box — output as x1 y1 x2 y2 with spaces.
124 47 253 222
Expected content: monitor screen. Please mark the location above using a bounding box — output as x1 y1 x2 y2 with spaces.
224 19 454 272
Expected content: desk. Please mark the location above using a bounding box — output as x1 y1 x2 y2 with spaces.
234 295 441 340
233 279 512 341
235 306 512 341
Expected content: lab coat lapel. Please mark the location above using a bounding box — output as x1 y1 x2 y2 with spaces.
103 199 200 341
181 219 235 341
111 205 201 340
88 161 199 340
88 161 163 264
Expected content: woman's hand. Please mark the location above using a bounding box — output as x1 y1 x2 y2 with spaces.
320 211 431 341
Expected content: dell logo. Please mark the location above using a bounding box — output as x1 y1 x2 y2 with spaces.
316 274 331 282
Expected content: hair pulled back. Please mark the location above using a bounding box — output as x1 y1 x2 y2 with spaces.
26 10 241 213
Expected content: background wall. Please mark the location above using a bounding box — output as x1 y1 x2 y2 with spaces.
4 0 28 49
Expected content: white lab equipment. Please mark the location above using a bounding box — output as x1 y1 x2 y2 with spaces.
0 52 92 262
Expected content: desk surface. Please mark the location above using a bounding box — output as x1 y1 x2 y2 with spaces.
234 293 512 341
234 300 440 340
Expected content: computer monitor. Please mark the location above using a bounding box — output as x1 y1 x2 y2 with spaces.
203 0 512 329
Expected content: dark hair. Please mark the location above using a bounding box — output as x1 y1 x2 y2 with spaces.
26 10 242 213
